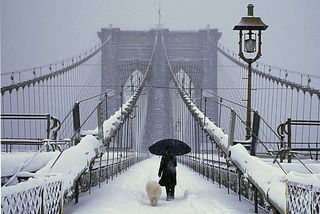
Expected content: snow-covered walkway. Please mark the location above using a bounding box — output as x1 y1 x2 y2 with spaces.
64 156 267 214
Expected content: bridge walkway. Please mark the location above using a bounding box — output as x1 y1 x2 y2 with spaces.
64 156 268 214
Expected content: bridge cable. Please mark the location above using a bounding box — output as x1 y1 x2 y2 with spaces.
301 93 306 146
295 90 300 141
308 96 313 158
317 101 320 160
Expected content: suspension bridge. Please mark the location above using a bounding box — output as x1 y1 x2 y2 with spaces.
1 26 320 214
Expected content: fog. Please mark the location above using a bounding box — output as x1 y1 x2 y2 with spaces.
1 0 320 86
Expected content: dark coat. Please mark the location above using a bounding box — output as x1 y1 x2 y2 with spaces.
158 154 177 187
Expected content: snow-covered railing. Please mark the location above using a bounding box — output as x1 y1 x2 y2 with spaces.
1 174 63 214
1 33 157 209
103 87 147 144
168 60 320 213
162 33 230 154
33 32 158 197
161 33 289 213
178 155 271 211
287 172 320 214
36 135 103 193
230 144 287 212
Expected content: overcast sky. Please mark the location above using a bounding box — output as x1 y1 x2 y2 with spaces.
2 0 320 84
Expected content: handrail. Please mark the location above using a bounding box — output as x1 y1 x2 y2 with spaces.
1 113 61 140
277 118 320 164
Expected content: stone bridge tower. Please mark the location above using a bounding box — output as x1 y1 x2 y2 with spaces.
98 26 221 148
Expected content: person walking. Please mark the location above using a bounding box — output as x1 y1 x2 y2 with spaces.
158 147 177 200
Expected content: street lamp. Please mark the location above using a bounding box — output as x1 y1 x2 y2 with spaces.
233 4 268 140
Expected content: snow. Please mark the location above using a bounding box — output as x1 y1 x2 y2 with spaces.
280 162 320 174
64 156 268 214
2 66 319 212
2 173 63 197
171 75 320 213
36 135 103 193
103 93 139 142
81 127 98 136
1 151 60 177
287 171 320 187
229 144 287 212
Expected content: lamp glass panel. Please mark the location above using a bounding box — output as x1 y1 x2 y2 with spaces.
244 33 257 53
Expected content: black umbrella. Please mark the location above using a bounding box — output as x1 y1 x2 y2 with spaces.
148 139 191 156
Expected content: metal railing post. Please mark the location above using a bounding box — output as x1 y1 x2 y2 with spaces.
105 93 108 120
46 114 51 139
229 110 236 147
72 102 81 204
97 101 103 141
287 118 292 163
72 102 81 145
251 111 260 156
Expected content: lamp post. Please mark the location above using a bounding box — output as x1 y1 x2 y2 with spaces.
233 4 268 140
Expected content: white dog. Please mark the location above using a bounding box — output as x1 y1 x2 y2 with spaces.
146 180 162 206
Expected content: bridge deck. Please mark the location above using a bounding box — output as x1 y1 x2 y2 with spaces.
64 156 268 214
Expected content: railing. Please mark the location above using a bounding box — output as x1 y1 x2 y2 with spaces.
42 31 159 205
1 113 61 138
278 119 320 162
287 172 320 214
178 156 272 213
287 182 320 214
1 114 61 152
70 153 149 201
1 175 63 214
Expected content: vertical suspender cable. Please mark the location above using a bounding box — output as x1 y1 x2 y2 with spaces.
68 71 72 114
9 92 13 138
308 95 313 159
193 116 196 170
274 75 280 143
295 90 300 141
290 88 294 118
316 99 320 160
28 86 32 138
255 73 260 113
279 84 284 124
266 80 271 140
38 82 42 137
63 71 67 124
16 89 20 137
126 118 130 169
49 77 52 116
33 84 37 137
260 77 265 139
46 79 50 137
42 80 46 117
2 94 6 138
301 93 306 145
22 89 26 138
54 76 58 122
112 136 115 179
284 85 288 123
9 93 13 138
58 75 62 128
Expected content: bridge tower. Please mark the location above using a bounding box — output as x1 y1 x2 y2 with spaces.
98 26 221 149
